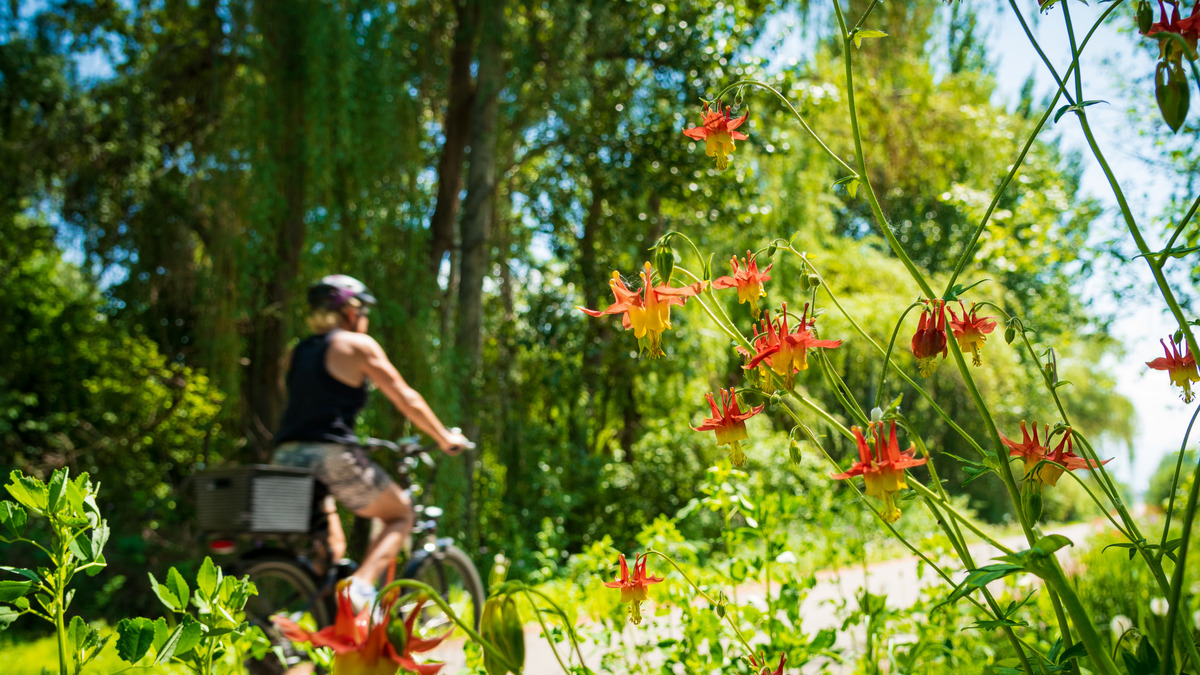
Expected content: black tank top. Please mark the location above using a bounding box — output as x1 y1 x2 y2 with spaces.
275 331 368 445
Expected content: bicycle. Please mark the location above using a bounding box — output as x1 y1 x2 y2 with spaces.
195 436 485 673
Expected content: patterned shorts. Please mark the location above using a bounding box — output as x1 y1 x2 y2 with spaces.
272 442 393 512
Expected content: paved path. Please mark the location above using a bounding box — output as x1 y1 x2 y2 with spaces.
422 521 1100 674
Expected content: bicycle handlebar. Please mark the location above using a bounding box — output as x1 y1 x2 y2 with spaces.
359 427 475 457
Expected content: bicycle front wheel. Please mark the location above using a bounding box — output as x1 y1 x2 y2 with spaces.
242 559 331 675
402 544 485 639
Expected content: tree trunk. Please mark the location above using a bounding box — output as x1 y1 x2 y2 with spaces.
455 0 504 549
427 0 477 277
244 0 309 459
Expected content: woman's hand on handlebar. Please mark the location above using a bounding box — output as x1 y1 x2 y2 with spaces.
439 427 473 455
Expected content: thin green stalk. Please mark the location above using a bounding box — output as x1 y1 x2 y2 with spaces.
1020 2 1200 665
1053 35 1200 669
1161 450 1200 674
831 1 935 302
521 588 575 675
907 481 1013 554
816 349 869 426
917 494 1047 675
1038 562 1122 675
789 247 985 455
811 431 1038 674
1159 194 1200 259
907 431 974 563
1160 405 1200 553
874 303 923 409
520 586 591 669
713 80 856 175
850 0 882 32
946 0 1122 293
1060 2 1086 107
644 549 757 659
55 558 68 675
1015 328 1128 518
378 579 522 674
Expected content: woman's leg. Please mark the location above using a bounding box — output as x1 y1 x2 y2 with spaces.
349 483 414 585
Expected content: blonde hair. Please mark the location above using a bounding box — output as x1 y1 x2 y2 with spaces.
306 298 361 333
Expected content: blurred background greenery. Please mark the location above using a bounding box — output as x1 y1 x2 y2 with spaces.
0 0 1159 623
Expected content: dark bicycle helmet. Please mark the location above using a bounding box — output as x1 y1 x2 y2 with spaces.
307 274 377 310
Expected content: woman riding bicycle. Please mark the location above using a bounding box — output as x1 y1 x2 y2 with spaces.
273 274 470 611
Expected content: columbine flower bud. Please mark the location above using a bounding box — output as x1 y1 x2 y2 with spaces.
1138 0 1154 33
788 437 802 464
1021 480 1044 522
481 595 525 675
654 243 676 285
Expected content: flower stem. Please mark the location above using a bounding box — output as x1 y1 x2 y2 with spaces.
1161 448 1200 674
378 579 523 674
712 80 857 175
644 549 757 660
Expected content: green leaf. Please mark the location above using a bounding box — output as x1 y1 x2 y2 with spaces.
148 573 181 612
1057 641 1088 664
0 502 27 540
68 533 93 562
0 604 21 630
196 557 218 599
1135 244 1200 261
166 567 189 611
46 468 68 514
1104 541 1141 554
832 174 861 198
1033 534 1074 556
943 452 997 485
116 617 158 663
962 617 1029 631
0 581 32 602
852 29 888 49
5 472 48 514
172 618 204 658
68 615 104 662
936 564 1023 608
0 566 39 582
1053 100 1108 123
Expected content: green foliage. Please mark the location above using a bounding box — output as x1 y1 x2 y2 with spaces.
116 557 270 674
1 219 223 617
1 468 110 674
1148 449 1197 511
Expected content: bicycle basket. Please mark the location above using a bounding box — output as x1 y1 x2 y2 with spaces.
195 465 315 534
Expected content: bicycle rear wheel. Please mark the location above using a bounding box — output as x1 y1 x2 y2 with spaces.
402 544 485 640
243 559 331 675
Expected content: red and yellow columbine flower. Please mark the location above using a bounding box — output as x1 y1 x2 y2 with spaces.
1147 337 1200 403
712 251 773 316
831 422 927 524
743 303 843 389
603 553 664 625
1142 0 1199 61
682 101 749 170
578 262 704 358
911 300 948 376
691 388 765 467
274 581 449 675
1000 421 1110 489
947 301 997 367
